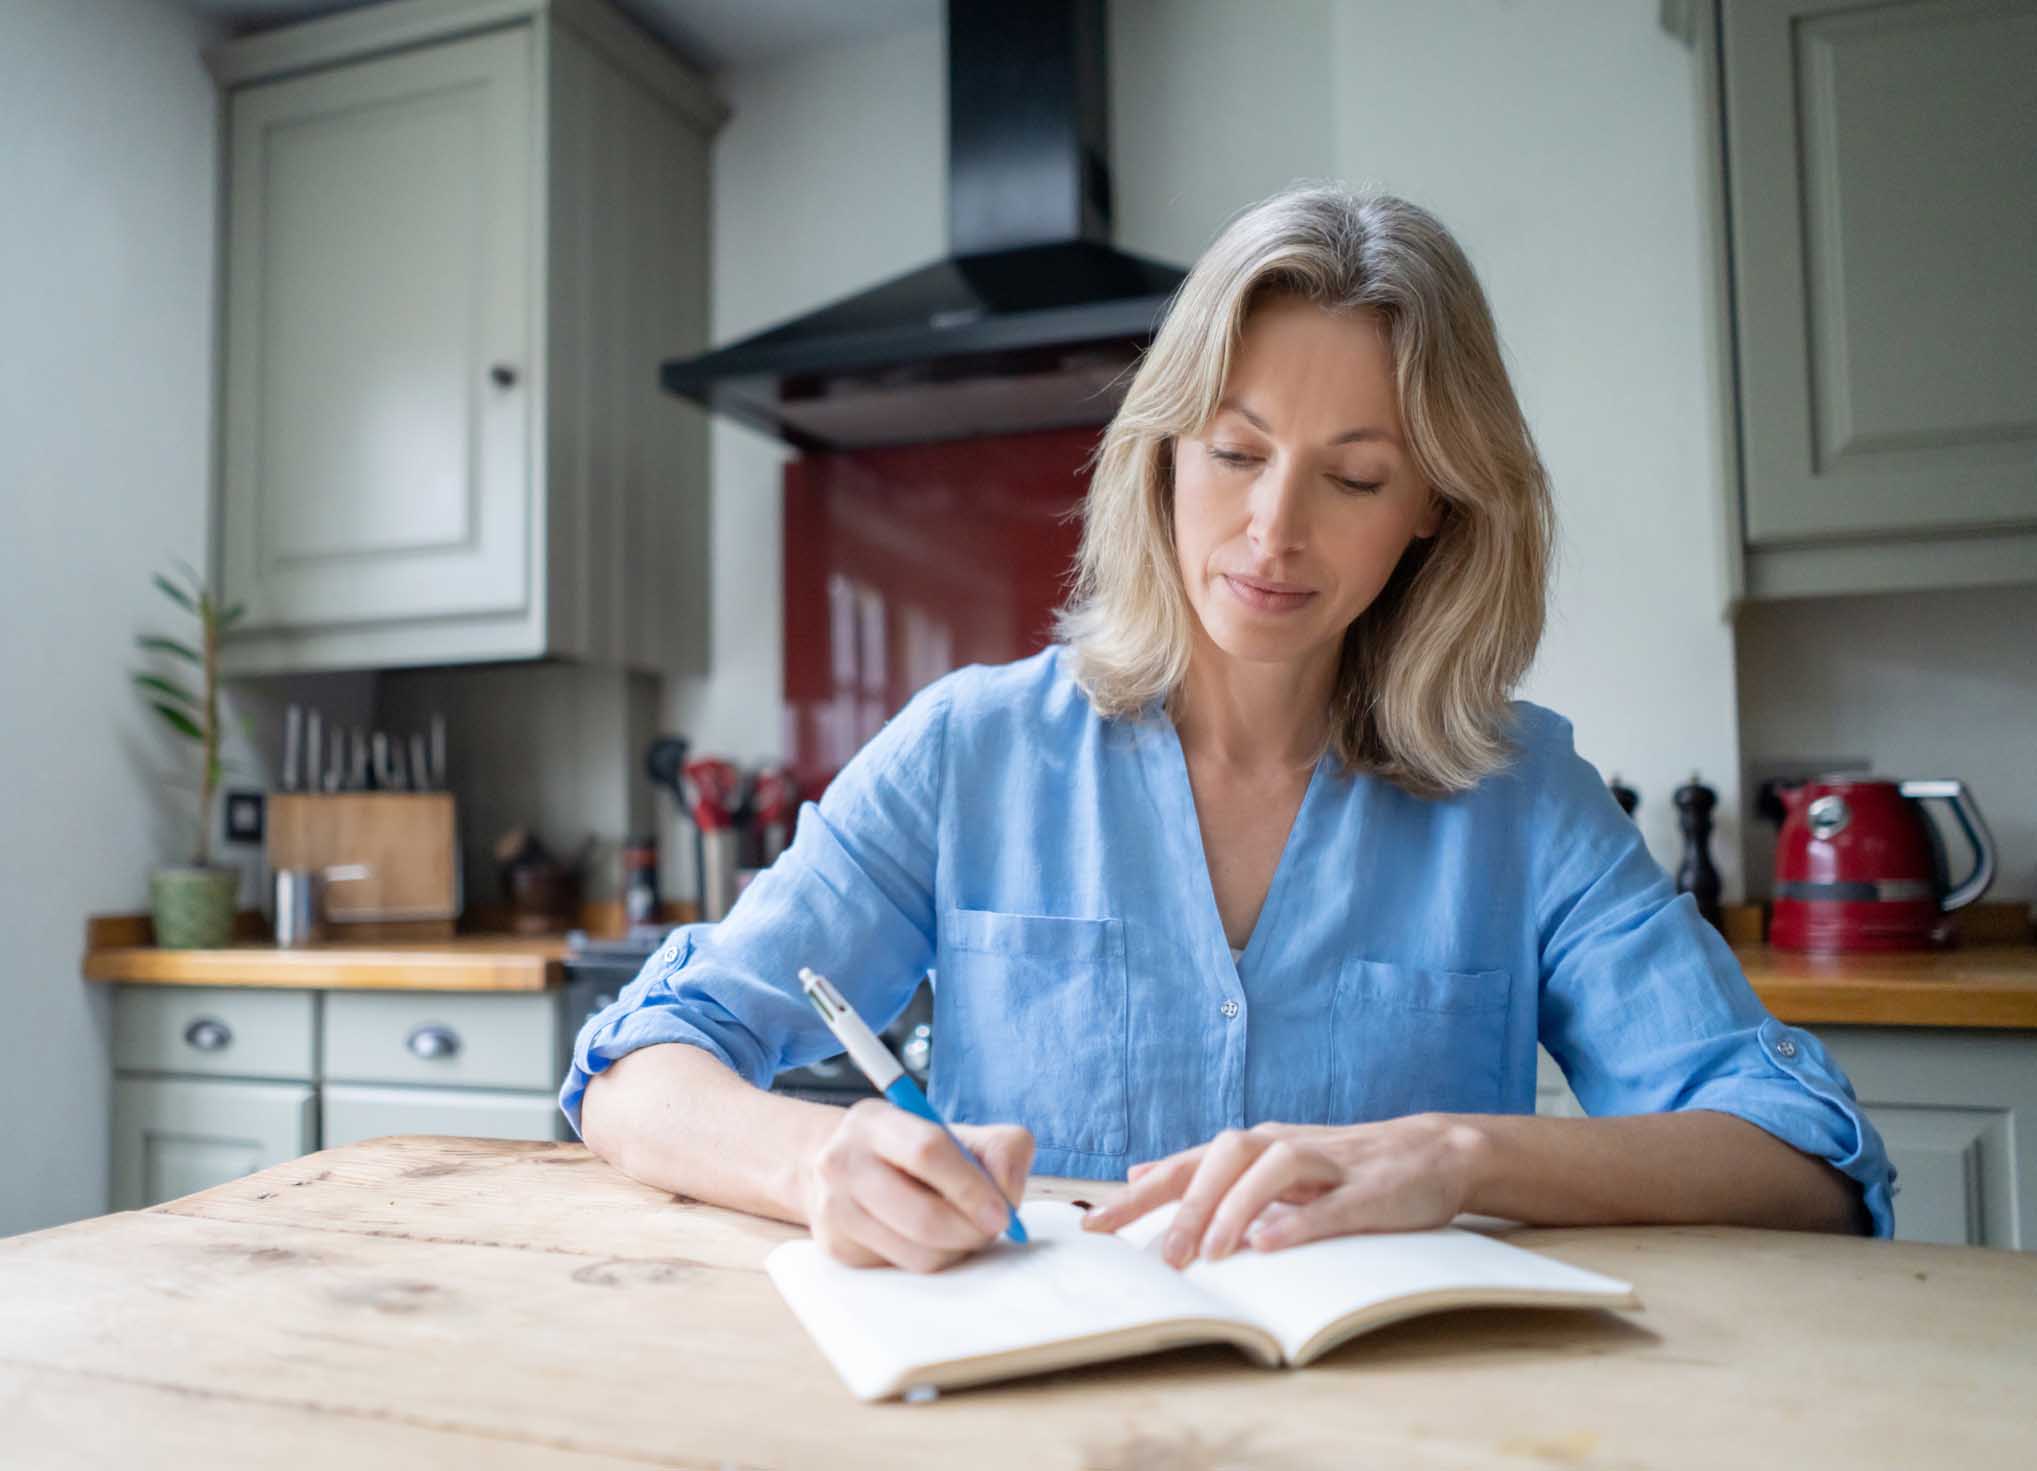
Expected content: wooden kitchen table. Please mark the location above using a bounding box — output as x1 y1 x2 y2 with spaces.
2 1137 2031 1469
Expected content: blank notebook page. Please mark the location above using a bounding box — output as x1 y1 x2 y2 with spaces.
766 1201 1237 1399
1111 1201 1636 1360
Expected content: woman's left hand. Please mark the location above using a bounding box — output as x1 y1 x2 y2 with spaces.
1079 1114 1485 1268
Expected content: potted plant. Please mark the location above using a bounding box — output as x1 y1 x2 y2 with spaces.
134 562 243 948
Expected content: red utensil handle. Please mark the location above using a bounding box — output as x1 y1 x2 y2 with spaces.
752 768 798 825
683 758 741 832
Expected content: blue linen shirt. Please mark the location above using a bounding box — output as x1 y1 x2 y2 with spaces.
560 646 1896 1237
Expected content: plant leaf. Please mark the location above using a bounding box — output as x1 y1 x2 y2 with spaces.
136 634 202 663
171 555 208 598
150 701 204 740
219 602 247 628
153 573 197 614
132 672 199 705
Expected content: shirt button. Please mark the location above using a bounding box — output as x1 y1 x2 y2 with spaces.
1219 999 1240 1019
1776 1038 1799 1059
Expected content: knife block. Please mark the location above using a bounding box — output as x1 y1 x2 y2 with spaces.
266 793 462 939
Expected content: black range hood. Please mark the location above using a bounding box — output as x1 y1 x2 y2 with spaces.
660 0 1186 452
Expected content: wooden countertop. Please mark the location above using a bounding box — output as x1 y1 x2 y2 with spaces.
79 904 701 993
1738 941 2037 1031
3 1135 2032 1468
85 904 2037 1027
82 932 570 991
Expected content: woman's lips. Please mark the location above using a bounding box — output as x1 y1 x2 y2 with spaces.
1222 574 1316 614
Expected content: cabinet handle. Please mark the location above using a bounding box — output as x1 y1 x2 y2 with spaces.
406 1024 461 1061
183 1017 232 1052
489 363 519 388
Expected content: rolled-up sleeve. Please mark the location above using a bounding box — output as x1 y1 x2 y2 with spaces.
557 675 952 1140
1528 712 1897 1238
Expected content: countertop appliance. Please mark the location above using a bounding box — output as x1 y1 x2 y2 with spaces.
658 1 1184 451
562 929 933 1105
1771 777 1996 953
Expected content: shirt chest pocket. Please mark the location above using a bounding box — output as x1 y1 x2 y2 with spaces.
932 909 1128 1158
1329 960 1512 1123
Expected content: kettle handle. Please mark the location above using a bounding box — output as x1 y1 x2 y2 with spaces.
1897 780 1996 912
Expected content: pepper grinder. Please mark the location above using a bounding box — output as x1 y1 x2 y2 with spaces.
1608 774 1639 820
1673 771 1723 931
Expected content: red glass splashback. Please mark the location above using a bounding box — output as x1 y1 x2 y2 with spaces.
783 427 1098 790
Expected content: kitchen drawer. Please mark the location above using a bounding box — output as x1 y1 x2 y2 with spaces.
112 985 317 1081
324 989 566 1091
321 1082 564 1149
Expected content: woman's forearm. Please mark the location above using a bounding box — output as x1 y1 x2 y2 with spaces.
1452 1108 1872 1235
578 1043 844 1226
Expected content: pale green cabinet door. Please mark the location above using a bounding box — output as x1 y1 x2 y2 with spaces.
1724 0 2037 586
1815 1026 2033 1249
1534 1045 1585 1118
321 1083 565 1149
111 1077 318 1212
218 25 534 636
1871 1104 2013 1248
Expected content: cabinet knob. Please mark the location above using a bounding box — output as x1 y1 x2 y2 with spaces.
489 363 519 388
406 1023 461 1061
183 1017 232 1052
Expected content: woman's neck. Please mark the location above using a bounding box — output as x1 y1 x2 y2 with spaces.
1174 638 1338 772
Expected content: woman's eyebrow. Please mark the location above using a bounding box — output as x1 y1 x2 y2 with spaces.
1216 396 1401 448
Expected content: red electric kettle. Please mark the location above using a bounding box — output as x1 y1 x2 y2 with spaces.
1770 777 1996 953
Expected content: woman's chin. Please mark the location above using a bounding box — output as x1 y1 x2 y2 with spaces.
1200 612 1326 666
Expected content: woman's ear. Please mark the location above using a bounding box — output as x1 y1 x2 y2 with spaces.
1414 490 1445 540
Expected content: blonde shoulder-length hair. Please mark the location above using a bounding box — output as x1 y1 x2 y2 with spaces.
1054 183 1555 799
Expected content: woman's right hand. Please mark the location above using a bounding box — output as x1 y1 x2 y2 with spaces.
799 1098 1033 1273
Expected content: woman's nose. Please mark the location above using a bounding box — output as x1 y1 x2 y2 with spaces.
1246 456 1307 555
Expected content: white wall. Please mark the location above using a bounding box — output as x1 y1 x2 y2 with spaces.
668 24 946 768
681 2 1742 893
656 25 946 899
0 0 222 1235
1738 585 2037 904
1317 0 1742 893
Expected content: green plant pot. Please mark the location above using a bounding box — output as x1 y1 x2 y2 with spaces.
149 866 240 949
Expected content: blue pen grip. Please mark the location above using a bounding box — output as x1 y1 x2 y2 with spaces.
882 1076 1029 1246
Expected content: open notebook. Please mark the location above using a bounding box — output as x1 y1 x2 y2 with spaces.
767 1199 1640 1400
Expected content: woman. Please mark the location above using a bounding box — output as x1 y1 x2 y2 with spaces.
563 185 1894 1273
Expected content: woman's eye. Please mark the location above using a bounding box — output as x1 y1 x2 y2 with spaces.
1205 444 1379 494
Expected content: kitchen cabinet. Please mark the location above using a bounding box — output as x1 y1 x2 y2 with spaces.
1543 1021 2034 1249
1534 1045 1585 1119
111 1077 317 1212
108 983 572 1211
1715 0 2037 598
1814 1025 2035 1248
206 0 723 674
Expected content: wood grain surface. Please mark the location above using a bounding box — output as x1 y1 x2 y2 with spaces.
81 911 2037 1027
81 933 568 991
1733 942 2037 1029
2 1135 2032 1469
79 902 703 993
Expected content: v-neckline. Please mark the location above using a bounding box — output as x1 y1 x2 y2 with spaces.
1147 714 1329 985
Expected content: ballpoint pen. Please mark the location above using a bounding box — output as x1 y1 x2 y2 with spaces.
797 966 1028 1246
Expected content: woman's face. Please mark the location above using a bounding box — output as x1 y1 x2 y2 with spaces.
1172 295 1441 674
